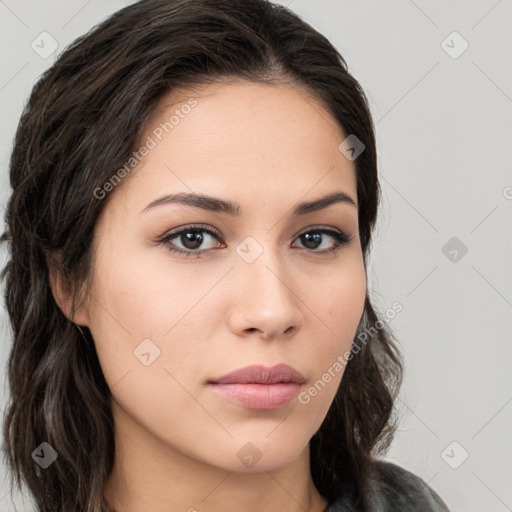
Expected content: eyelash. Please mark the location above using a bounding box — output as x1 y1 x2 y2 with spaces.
156 224 354 258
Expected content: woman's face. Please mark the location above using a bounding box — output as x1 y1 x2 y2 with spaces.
76 80 366 472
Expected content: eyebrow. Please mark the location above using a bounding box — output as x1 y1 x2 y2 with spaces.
140 191 357 216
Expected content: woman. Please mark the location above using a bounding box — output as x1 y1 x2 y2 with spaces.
1 0 451 510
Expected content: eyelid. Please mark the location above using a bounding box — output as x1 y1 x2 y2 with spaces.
160 223 221 239
159 223 349 241
295 224 346 237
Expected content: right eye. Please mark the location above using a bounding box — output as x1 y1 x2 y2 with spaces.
157 224 224 258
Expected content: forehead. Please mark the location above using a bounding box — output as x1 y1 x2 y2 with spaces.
147 78 346 147
114 79 357 216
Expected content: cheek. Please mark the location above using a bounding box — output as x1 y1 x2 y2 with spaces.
85 264 209 443
318 253 366 337
86 250 219 390
306 254 366 387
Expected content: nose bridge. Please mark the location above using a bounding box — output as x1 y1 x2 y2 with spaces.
229 233 302 338
237 233 291 299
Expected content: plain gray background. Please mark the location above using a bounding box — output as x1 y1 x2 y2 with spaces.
0 1 511 511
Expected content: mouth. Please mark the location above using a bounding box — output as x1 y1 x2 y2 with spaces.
206 364 306 410
207 363 306 385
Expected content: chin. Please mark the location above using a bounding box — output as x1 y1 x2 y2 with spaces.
207 436 308 474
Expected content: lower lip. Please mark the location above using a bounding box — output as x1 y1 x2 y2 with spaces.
208 382 302 410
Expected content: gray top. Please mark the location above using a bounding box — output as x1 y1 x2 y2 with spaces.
324 460 450 511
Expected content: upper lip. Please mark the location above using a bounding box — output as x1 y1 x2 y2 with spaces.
208 364 306 385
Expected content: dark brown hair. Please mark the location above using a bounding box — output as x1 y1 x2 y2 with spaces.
1 0 403 510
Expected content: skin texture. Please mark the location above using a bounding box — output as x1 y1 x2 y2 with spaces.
51 79 367 512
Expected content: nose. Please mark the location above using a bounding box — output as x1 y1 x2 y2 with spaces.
227 240 304 341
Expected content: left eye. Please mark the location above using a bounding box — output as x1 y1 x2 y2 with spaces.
158 225 353 258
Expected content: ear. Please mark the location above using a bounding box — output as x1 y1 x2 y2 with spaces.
48 252 90 327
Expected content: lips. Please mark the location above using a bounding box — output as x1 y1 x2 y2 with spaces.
208 363 306 385
207 364 306 410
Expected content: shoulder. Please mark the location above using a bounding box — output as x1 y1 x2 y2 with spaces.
326 459 451 512
366 460 450 511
